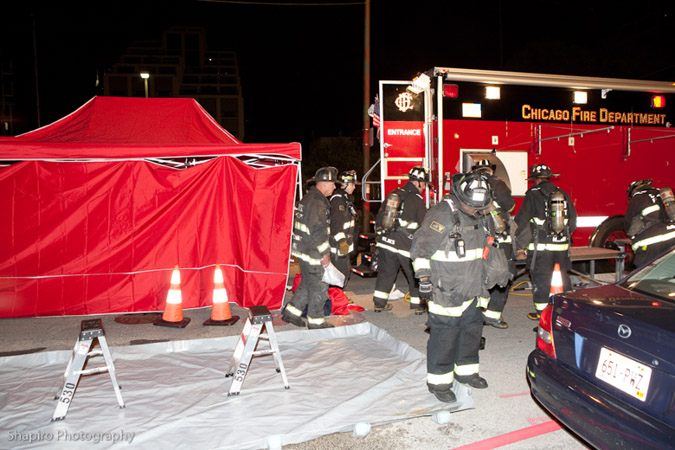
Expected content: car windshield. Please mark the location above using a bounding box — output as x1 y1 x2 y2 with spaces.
622 248 675 302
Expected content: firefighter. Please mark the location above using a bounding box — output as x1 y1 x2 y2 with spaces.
372 165 429 314
329 170 359 286
283 166 337 329
515 164 577 320
625 179 675 267
472 159 515 329
411 172 510 402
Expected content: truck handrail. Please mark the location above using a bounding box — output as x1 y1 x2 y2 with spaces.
361 158 382 203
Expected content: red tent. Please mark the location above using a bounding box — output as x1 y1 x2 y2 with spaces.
0 97 301 317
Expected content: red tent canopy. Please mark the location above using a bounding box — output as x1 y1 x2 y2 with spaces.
0 97 301 317
0 96 301 160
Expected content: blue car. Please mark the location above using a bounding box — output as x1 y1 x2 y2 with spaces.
527 248 675 449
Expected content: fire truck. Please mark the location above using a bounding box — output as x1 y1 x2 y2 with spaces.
358 67 675 273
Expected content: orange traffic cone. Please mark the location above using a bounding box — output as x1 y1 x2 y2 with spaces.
549 263 564 296
204 264 239 326
154 265 191 328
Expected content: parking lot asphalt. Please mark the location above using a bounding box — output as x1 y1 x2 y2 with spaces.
0 263 594 450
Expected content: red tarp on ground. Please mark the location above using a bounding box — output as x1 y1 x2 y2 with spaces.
0 97 301 317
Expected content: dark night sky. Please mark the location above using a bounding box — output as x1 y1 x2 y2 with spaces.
3 0 674 146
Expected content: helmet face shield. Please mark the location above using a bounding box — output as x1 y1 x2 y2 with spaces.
338 170 359 185
451 172 492 209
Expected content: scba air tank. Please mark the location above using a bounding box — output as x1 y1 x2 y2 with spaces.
659 187 675 222
550 191 566 234
381 192 401 230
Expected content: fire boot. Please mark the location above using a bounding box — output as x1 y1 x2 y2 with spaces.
455 374 488 389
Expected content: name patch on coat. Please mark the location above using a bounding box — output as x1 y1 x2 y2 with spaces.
430 221 445 233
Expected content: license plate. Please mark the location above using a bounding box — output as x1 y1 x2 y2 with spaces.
595 347 652 402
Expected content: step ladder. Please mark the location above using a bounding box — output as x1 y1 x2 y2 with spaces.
225 305 289 395
52 319 125 421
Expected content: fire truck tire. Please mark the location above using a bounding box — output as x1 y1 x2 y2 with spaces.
589 215 634 272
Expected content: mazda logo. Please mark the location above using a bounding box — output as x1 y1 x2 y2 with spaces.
618 324 632 339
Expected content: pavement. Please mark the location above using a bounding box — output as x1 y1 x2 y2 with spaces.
0 262 597 450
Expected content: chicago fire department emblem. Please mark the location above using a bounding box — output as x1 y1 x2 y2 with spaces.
395 92 414 112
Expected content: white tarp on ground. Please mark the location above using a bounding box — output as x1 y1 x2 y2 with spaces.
0 322 474 449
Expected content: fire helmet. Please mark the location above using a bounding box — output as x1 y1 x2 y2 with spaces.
471 159 496 173
451 172 492 210
527 164 559 179
338 170 360 185
310 166 338 184
409 165 430 182
626 179 653 198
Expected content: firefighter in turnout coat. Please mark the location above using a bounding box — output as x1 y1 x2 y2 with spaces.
412 172 510 402
283 167 337 329
625 179 675 267
472 159 515 329
373 166 429 314
515 164 577 320
329 170 359 286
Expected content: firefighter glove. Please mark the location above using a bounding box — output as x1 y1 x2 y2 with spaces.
338 241 350 256
419 278 433 301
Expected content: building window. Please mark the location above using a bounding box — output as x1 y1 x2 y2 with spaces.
108 76 128 96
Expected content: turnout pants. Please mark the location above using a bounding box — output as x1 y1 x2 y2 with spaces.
287 260 329 325
528 250 572 312
373 247 421 309
427 297 483 391
485 245 516 321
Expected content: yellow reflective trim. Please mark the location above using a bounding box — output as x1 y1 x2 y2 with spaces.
307 317 326 325
409 296 421 305
527 243 569 251
427 372 454 385
285 304 303 317
531 217 545 226
334 232 346 241
632 229 675 251
291 251 322 266
534 302 549 312
476 296 490 308
428 299 474 317
413 258 431 271
431 248 482 262
455 363 479 376
641 204 660 217
374 290 390 300
317 241 330 253
376 242 411 258
294 222 310 233
484 309 501 320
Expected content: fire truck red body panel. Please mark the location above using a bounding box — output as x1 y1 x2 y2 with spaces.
373 69 675 250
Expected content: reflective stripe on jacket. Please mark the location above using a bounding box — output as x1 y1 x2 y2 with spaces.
291 186 331 266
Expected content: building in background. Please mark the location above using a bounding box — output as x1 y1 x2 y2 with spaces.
0 56 14 136
104 26 244 140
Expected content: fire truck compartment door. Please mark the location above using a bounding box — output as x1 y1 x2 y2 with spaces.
462 151 528 197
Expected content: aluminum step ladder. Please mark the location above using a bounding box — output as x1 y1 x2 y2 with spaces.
52 319 125 421
225 305 289 395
